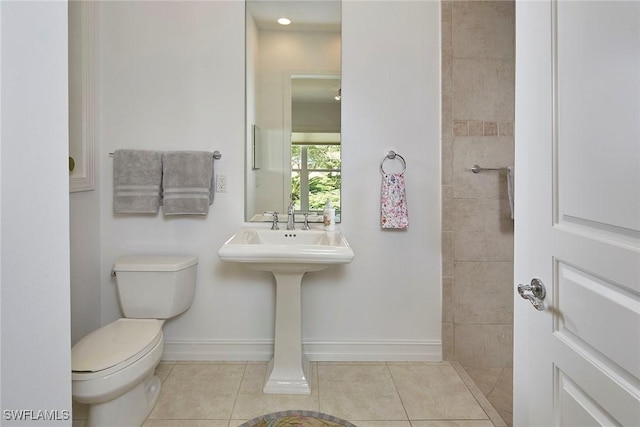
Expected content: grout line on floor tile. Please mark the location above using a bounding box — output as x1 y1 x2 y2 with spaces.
487 368 503 396
312 362 321 410
385 362 411 422
228 362 249 424
450 361 507 427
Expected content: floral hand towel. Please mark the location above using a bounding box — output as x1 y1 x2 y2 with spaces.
381 172 409 229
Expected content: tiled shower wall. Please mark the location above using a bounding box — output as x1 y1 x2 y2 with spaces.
441 1 515 368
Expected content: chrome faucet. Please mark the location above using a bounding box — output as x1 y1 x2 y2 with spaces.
286 203 295 230
271 212 279 230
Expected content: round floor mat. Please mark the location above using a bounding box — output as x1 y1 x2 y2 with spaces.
238 410 357 427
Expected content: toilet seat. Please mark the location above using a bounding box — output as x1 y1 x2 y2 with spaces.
72 318 163 380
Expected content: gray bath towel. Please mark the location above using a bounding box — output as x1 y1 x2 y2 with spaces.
162 151 215 215
113 149 163 214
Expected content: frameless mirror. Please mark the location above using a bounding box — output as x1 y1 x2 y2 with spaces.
245 0 341 222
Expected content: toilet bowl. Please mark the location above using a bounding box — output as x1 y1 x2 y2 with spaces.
72 319 164 426
72 256 197 427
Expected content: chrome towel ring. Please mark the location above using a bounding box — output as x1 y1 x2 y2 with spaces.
380 151 406 174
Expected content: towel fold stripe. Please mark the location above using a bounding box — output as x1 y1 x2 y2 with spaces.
163 194 210 200
163 187 210 193
115 184 160 191
115 192 160 198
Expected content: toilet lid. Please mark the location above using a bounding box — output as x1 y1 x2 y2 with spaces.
72 318 163 372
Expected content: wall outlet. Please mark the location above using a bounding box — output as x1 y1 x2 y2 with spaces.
215 174 227 192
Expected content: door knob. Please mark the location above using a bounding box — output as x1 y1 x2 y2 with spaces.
518 278 546 311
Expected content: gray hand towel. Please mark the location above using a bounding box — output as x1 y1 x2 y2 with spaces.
113 149 162 214
162 151 215 216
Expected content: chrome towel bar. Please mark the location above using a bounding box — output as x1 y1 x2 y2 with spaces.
109 150 222 160
471 164 507 173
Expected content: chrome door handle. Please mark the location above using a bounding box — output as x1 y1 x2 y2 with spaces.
518 278 546 311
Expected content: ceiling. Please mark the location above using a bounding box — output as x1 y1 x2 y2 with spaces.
248 0 341 103
247 0 341 32
292 77 341 103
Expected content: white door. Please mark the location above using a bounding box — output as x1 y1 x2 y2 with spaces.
514 1 640 426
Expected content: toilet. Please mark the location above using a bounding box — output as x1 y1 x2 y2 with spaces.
71 255 198 427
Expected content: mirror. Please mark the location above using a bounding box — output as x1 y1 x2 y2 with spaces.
245 0 341 222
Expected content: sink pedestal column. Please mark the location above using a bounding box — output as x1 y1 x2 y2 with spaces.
263 271 311 394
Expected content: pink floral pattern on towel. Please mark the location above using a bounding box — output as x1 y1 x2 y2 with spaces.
381 173 409 229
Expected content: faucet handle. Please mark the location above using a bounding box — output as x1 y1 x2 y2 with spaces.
302 212 310 230
271 212 279 230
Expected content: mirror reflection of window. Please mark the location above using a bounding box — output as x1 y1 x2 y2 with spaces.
291 133 341 214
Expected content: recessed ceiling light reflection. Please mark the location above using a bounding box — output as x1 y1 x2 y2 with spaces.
277 17 291 26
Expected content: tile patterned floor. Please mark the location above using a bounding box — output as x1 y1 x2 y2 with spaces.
462 367 513 427
73 361 508 427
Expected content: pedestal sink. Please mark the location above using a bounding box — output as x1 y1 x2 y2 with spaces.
218 226 354 394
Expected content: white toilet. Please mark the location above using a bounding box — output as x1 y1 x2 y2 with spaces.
71 255 198 427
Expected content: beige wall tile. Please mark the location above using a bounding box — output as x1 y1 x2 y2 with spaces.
452 1 515 60
442 0 515 376
442 137 453 185
483 121 498 136
442 185 453 231
443 277 453 323
442 322 454 360
452 58 514 122
468 121 483 136
454 324 513 368
494 367 512 394
453 199 513 262
441 1 453 59
453 120 469 136
499 122 513 137
442 231 454 277
453 262 513 324
452 137 514 199
442 56 453 139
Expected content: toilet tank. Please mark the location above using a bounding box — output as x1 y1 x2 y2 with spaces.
113 255 198 319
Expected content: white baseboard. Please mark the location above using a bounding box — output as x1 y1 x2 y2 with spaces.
162 339 442 362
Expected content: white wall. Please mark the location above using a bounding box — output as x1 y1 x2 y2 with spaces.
0 1 72 423
337 0 442 356
70 190 101 345
98 1 441 361
98 1 250 346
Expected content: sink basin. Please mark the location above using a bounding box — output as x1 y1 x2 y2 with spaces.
217 226 354 394
218 227 354 272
